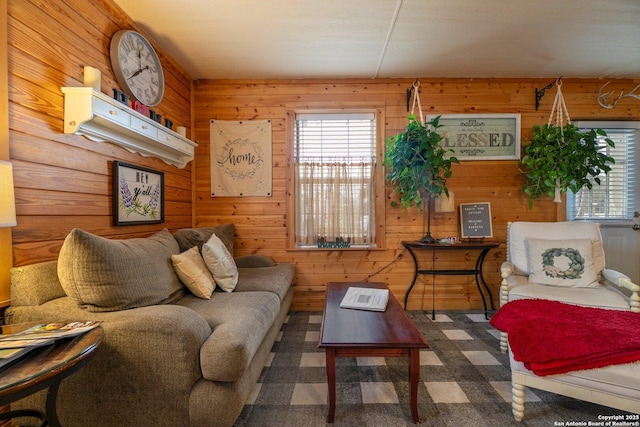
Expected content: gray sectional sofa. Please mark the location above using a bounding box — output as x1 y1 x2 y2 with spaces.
5 224 295 427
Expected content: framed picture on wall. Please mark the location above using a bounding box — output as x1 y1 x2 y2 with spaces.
426 113 521 160
112 161 164 225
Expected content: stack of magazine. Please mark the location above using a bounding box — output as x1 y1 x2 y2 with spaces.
0 321 102 370
340 287 389 312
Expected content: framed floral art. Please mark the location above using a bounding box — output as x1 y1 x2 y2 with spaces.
112 161 164 225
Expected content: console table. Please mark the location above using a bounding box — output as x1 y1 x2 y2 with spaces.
402 240 499 319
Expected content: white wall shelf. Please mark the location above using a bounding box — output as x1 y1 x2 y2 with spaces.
61 87 197 168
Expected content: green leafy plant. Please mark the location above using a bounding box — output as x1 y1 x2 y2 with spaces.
384 115 458 210
519 123 615 209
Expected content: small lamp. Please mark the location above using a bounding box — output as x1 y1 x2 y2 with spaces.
0 160 17 227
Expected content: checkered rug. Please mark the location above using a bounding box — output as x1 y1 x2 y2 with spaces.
233 311 632 426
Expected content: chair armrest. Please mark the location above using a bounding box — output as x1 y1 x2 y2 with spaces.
501 261 514 278
602 269 640 312
499 261 515 307
234 254 276 268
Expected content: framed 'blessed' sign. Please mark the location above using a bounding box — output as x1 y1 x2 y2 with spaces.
460 202 493 239
427 113 521 160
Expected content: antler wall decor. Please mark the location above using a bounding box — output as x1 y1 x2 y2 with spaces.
597 81 640 109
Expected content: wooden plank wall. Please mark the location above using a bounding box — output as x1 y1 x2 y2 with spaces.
193 79 640 311
7 0 194 278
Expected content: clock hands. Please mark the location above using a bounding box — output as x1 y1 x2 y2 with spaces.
127 64 149 80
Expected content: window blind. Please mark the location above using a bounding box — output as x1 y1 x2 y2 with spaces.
568 122 638 221
294 113 376 163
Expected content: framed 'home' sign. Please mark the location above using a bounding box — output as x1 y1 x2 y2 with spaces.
460 202 493 239
427 114 521 160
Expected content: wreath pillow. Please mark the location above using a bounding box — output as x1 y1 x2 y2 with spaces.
525 238 600 288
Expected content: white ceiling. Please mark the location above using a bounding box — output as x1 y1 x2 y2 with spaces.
113 0 640 80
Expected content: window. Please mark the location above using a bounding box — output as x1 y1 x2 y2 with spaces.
289 111 383 248
567 122 639 221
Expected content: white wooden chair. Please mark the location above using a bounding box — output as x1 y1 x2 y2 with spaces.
499 221 640 421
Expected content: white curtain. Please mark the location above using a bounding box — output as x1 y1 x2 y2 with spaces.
295 160 374 246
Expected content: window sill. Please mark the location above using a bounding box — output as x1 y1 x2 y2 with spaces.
287 246 385 252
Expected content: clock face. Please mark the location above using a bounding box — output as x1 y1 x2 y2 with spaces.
110 30 165 107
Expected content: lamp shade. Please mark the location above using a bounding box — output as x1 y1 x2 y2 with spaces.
435 191 455 213
0 161 17 227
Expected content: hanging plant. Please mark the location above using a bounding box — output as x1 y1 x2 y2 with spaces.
519 81 615 209
384 114 458 211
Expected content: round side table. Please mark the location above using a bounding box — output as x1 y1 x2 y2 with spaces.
0 323 104 427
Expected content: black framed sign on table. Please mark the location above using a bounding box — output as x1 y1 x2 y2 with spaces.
112 161 164 225
459 202 493 239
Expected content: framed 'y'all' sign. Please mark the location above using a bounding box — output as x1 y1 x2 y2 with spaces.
113 161 164 225
427 113 521 160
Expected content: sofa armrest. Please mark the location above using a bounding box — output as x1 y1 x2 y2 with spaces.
234 254 276 268
7 298 212 426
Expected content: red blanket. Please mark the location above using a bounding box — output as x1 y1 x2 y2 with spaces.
490 299 640 376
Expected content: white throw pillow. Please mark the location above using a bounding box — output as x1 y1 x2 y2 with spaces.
526 238 600 288
202 233 239 292
171 246 215 299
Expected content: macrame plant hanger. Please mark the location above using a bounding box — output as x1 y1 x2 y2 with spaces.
410 79 425 125
409 79 436 243
547 79 571 203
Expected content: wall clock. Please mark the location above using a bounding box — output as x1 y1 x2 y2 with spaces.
110 30 165 107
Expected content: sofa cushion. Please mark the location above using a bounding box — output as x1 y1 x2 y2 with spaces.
171 246 216 299
176 291 281 382
173 224 234 256
234 264 295 302
58 228 185 312
526 238 599 288
202 234 238 292
507 275 632 310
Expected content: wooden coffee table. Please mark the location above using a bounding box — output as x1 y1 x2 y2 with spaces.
319 282 428 423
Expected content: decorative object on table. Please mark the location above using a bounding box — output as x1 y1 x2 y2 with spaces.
176 126 187 137
109 29 165 107
164 118 173 130
339 286 389 312
112 161 164 225
384 79 458 243
131 100 149 116
426 113 520 160
210 119 272 197
597 81 640 109
519 80 615 209
112 88 129 105
82 66 101 91
459 202 493 239
149 109 162 123
316 236 351 249
0 161 17 227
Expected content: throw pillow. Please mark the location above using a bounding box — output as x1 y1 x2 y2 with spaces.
202 233 239 292
173 224 234 255
526 238 600 288
57 228 185 312
171 246 216 299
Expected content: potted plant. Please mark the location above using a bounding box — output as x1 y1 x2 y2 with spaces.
384 115 459 242
519 122 615 209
